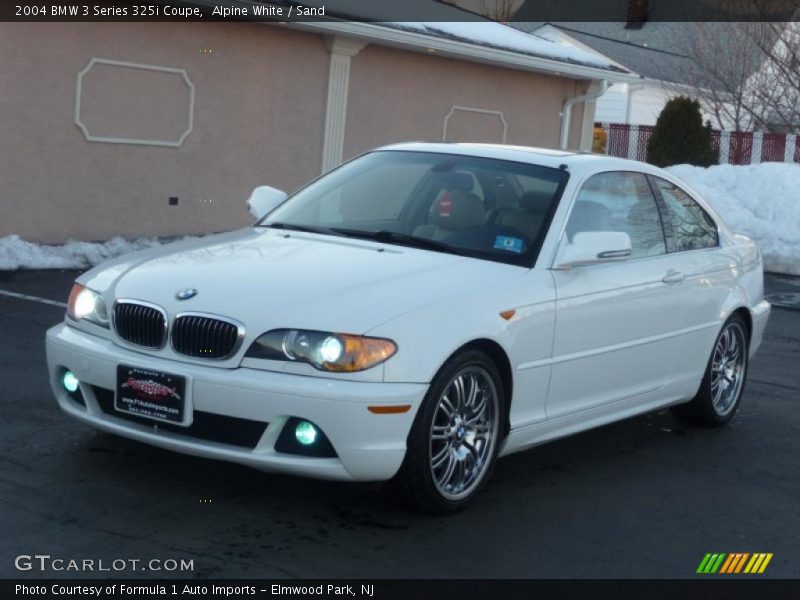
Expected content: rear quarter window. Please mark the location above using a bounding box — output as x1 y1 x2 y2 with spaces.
652 177 718 252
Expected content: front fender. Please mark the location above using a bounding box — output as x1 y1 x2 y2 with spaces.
367 269 557 428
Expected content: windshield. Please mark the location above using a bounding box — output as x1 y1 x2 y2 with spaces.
261 150 569 266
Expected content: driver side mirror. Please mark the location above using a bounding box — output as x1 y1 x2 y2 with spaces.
555 231 632 269
247 185 288 220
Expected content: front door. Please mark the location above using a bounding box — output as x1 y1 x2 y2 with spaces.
547 171 687 419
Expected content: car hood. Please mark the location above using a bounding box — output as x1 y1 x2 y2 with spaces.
80 228 526 334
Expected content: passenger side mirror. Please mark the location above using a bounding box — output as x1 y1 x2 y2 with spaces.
555 231 632 269
247 186 288 220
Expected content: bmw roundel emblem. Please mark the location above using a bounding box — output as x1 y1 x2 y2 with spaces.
175 288 198 301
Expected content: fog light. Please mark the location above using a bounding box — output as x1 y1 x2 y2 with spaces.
62 370 79 393
295 421 318 446
276 417 336 458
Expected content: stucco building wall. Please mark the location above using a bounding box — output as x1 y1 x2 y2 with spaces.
345 43 588 158
0 22 591 243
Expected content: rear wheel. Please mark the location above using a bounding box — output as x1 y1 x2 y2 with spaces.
672 314 749 426
395 350 505 513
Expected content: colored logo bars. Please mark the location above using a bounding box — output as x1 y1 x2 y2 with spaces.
697 553 773 574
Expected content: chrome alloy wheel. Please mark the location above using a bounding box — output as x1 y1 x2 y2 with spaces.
711 321 747 417
429 366 499 501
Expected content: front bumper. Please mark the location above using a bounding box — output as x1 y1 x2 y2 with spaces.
46 323 427 481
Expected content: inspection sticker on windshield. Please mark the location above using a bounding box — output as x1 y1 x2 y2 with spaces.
494 235 523 253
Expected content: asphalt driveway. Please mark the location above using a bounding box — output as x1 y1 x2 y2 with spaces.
0 269 798 579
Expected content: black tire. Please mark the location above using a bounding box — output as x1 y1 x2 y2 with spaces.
672 313 749 426
394 349 506 514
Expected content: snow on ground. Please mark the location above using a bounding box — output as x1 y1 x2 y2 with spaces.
0 235 166 271
666 162 800 276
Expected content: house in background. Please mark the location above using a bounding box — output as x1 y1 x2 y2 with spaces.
512 20 769 127
512 20 800 164
510 0 777 130
515 22 704 125
0 5 635 243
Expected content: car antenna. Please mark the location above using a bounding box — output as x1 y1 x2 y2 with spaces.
559 163 568 171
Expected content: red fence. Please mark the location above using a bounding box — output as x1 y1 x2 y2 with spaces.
597 122 800 165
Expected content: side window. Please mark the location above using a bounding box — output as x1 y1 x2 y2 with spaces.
566 171 666 259
652 177 719 252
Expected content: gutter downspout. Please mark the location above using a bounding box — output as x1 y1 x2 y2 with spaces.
560 80 608 150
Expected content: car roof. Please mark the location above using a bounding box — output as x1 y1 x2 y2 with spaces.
375 142 658 173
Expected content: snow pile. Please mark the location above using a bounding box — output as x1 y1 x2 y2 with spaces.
666 162 800 276
0 235 166 271
389 22 614 68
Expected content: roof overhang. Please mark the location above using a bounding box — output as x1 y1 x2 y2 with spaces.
178 0 639 82
533 24 634 73
289 20 640 83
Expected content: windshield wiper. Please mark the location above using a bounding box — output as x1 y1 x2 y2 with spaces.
331 228 464 256
262 223 464 256
259 222 340 236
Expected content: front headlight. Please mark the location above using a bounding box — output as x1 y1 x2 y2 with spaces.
245 329 397 372
67 284 109 328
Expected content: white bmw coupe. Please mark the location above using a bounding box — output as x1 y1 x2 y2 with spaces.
46 143 770 512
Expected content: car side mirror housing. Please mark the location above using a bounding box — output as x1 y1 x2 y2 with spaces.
247 186 288 220
555 231 632 269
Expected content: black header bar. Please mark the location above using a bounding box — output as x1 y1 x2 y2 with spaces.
2 0 798 22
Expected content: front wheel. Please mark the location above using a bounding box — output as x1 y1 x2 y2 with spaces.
394 350 505 513
672 314 749 426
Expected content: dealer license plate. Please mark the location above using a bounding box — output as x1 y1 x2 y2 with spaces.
115 365 187 425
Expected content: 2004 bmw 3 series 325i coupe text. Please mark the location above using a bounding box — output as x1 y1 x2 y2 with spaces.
46 143 770 512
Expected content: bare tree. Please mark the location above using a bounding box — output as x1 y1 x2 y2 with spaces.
670 20 800 132
664 23 773 131
749 21 800 131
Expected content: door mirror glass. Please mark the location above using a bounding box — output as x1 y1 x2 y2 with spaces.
247 186 288 220
556 231 632 269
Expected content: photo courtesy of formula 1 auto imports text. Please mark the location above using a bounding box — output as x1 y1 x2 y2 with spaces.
1 0 799 598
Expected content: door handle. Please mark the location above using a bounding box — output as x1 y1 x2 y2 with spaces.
662 269 686 284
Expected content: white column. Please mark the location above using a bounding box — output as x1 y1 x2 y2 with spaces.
785 134 797 163
320 36 366 174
